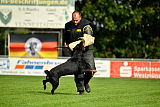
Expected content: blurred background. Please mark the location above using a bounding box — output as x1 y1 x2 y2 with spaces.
0 0 160 58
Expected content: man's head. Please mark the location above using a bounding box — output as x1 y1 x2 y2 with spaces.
72 11 81 26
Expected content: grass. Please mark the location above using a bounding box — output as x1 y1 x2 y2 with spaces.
0 75 160 107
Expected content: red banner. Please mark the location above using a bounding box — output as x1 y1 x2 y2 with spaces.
110 61 160 79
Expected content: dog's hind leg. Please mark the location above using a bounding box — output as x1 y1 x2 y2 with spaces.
43 70 51 90
43 79 49 90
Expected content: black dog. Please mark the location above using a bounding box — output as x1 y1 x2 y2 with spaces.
42 41 91 95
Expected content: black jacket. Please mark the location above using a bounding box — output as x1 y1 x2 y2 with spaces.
64 18 94 50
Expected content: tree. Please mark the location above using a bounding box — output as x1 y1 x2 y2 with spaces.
76 0 160 58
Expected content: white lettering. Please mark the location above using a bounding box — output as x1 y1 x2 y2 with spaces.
134 66 160 72
134 72 160 79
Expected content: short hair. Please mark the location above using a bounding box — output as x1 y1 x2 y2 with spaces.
72 11 81 17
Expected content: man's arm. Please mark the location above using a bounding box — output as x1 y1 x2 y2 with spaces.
83 25 93 36
79 25 95 47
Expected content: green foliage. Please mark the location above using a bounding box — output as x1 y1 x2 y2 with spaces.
78 0 160 58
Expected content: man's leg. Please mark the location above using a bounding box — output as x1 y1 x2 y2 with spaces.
74 73 85 95
83 50 96 93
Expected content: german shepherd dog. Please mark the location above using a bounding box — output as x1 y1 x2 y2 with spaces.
42 41 91 95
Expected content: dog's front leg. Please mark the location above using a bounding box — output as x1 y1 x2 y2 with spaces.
51 83 58 95
50 77 59 95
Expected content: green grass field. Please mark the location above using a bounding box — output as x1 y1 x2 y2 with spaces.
0 75 160 107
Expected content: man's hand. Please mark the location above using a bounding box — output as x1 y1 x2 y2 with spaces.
64 42 69 47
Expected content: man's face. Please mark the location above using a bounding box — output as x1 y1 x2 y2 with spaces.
72 12 81 26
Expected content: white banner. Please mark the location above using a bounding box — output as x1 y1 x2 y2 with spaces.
0 0 75 28
94 59 110 77
1 57 159 79
0 58 110 77
1 58 67 76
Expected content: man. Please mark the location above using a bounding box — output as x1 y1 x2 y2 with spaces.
63 11 96 95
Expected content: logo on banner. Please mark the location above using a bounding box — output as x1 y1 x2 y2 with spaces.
111 61 160 79
0 59 10 69
14 59 64 71
15 65 44 70
0 9 12 25
120 62 132 77
25 37 42 57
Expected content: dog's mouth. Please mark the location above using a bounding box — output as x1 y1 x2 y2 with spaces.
82 47 86 51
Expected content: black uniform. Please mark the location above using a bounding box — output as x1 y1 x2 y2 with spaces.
63 18 96 92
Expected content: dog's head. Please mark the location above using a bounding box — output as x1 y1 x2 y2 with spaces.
73 40 85 52
71 41 85 59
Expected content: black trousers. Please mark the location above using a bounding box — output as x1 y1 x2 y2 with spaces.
74 50 96 92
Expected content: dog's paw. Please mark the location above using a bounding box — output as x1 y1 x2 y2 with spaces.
43 85 46 90
51 89 54 95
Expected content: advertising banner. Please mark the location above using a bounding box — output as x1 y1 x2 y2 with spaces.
0 58 67 76
0 58 110 77
9 33 58 57
110 61 160 79
94 60 110 77
0 58 10 70
1 58 159 78
0 0 75 28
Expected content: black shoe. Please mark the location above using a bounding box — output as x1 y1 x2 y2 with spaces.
85 84 91 93
79 92 84 95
